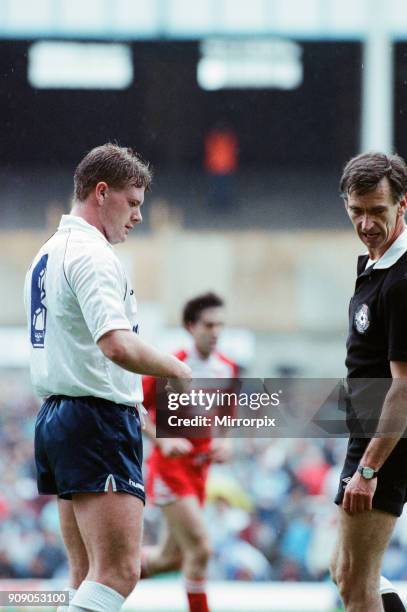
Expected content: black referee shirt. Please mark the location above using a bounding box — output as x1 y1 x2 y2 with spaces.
346 249 407 379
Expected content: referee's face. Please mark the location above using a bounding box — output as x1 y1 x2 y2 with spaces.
345 177 407 259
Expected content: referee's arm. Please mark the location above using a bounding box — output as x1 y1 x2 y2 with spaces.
343 361 407 514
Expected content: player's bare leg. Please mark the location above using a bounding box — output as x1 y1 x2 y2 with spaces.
330 507 397 612
68 488 143 611
58 499 89 587
164 496 212 612
164 496 211 579
57 499 88 609
141 523 182 577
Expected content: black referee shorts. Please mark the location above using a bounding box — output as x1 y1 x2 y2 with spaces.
335 436 407 516
35 395 144 503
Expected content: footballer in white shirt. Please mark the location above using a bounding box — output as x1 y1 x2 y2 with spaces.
24 143 191 612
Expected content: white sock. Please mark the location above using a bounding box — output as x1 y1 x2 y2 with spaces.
57 586 77 611
184 577 207 593
69 580 125 612
380 575 399 595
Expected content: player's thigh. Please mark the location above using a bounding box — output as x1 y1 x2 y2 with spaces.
162 495 208 551
72 489 144 567
58 498 88 560
157 519 182 559
336 506 396 579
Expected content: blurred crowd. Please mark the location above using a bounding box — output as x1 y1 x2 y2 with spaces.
3 371 407 583
0 372 65 580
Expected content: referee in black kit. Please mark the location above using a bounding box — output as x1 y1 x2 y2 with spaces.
330 152 407 612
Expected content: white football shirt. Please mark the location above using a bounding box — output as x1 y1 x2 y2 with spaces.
24 214 143 406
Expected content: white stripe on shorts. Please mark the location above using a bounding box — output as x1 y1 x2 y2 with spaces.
104 474 117 492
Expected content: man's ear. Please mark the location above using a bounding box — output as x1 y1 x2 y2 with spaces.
95 181 108 205
398 194 407 216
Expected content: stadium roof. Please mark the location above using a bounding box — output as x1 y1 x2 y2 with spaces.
1 0 407 41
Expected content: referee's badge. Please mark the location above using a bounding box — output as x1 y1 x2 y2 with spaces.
354 303 370 334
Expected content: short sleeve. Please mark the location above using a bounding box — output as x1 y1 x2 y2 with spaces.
65 245 131 343
385 279 407 362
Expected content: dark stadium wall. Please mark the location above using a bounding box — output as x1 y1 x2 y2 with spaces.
394 43 407 160
0 40 361 172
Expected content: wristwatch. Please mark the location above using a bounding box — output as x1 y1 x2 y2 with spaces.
357 465 379 479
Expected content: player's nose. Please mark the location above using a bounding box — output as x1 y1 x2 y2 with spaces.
361 215 374 232
132 210 143 225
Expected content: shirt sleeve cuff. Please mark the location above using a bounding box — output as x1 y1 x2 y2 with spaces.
388 350 407 363
94 320 132 343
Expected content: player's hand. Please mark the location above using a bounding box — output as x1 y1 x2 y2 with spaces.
165 377 191 395
342 471 377 514
210 439 232 463
165 361 192 394
157 437 193 458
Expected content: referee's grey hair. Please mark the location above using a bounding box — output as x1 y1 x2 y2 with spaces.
74 143 152 201
340 152 407 204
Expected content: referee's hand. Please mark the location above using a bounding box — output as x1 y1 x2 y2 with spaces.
342 471 378 514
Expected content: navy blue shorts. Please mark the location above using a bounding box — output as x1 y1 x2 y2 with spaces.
35 395 144 503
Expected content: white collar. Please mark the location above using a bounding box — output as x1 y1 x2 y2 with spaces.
58 214 111 247
190 344 215 363
370 228 407 269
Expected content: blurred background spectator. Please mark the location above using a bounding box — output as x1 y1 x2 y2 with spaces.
2 372 407 585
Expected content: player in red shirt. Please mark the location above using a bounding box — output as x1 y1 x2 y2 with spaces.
141 292 238 612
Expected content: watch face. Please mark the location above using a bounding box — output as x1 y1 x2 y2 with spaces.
362 467 375 479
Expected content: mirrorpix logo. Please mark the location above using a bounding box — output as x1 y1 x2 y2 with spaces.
354 303 370 334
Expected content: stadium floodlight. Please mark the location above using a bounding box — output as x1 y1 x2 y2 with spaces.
28 41 133 89
197 38 303 90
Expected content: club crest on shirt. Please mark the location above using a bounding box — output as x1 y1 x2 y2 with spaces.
354 303 370 334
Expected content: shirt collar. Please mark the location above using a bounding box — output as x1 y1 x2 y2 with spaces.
190 344 215 363
58 214 111 247
370 227 407 269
